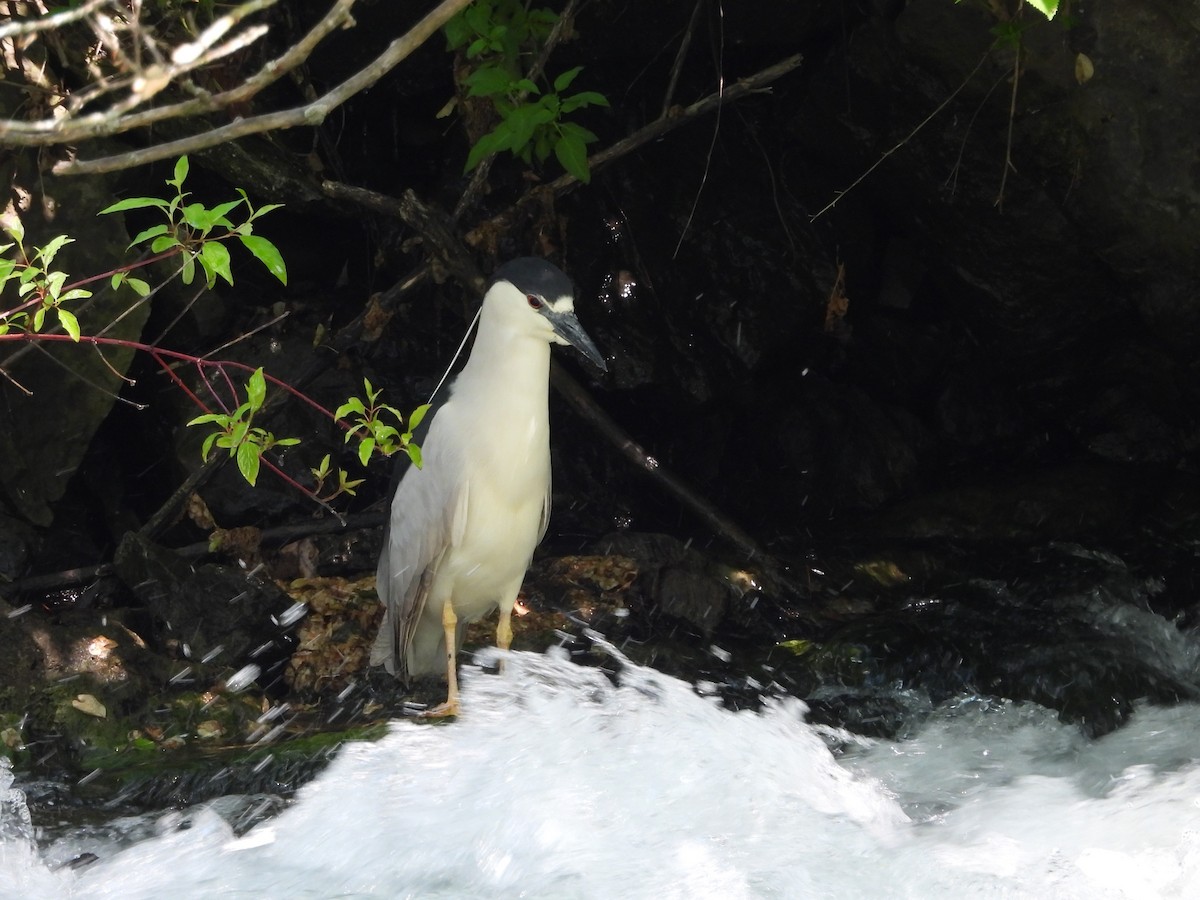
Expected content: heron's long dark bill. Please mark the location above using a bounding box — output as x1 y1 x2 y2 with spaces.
546 308 607 371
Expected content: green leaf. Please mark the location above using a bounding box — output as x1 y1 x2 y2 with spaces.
464 124 513 171
57 288 92 303
560 90 610 113
357 437 375 467
236 441 261 486
56 308 80 341
0 258 17 288
170 156 190 189
406 443 423 469
200 432 219 462
182 202 214 231
32 307 46 331
553 66 583 93
238 234 288 285
465 64 514 98
128 224 170 248
373 424 400 446
335 397 366 420
559 121 599 144
36 234 73 267
207 198 245 226
3 217 24 243
1027 0 1058 18
248 203 284 221
554 131 591 182
200 240 234 286
409 403 431 431
444 13 470 49
125 278 152 297
246 367 267 410
99 197 170 215
150 235 180 254
273 437 300 448
187 413 228 426
44 270 67 299
181 254 196 285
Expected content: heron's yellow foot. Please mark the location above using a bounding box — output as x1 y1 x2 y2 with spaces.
418 699 460 718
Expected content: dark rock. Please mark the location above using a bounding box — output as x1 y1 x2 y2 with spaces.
113 531 294 665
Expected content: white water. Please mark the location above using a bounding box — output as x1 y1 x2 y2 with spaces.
4 642 1200 899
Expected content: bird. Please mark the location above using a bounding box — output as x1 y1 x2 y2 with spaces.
371 257 606 716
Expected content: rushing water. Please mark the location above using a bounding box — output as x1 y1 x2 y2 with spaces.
3 637 1200 899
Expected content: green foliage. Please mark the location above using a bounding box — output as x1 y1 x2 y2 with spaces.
187 367 300 487
335 379 429 470
99 156 288 289
954 0 1058 22
1027 0 1059 19
3 157 423 504
446 0 609 182
0 224 93 342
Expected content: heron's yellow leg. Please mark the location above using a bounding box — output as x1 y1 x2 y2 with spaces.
420 599 461 718
497 607 513 651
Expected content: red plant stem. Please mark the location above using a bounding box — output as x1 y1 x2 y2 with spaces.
0 331 342 423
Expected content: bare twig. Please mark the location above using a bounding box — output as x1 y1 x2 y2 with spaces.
995 38 1022 211
1 0 357 145
52 0 475 175
0 0 108 40
1 0 281 141
809 48 990 222
661 0 704 118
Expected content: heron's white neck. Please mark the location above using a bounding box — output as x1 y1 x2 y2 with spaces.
453 308 553 410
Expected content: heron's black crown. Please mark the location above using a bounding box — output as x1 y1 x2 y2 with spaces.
490 257 574 302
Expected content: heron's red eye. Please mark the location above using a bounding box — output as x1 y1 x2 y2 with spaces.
527 294 544 309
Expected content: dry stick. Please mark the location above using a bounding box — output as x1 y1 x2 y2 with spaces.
0 511 388 599
547 365 765 562
661 0 705 118
51 0 474 174
995 40 1021 212
808 48 990 223
0 0 107 40
540 53 801 197
0 0 288 142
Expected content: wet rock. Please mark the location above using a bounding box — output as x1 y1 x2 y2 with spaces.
113 531 294 667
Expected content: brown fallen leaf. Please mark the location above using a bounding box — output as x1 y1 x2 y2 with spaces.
72 694 107 718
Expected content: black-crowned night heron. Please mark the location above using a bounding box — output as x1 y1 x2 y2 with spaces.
371 258 606 716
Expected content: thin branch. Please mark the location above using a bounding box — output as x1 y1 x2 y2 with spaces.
661 0 704 118
0 0 108 40
995 38 1022 211
0 0 279 140
53 0 475 175
809 48 990 222
0 0 358 144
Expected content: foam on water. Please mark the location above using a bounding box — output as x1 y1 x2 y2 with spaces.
3 643 1200 899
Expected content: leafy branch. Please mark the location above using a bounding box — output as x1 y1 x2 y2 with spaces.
0 159 423 509
446 0 609 182
99 156 287 289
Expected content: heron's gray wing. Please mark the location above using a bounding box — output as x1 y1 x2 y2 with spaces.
370 408 469 678
536 455 552 544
